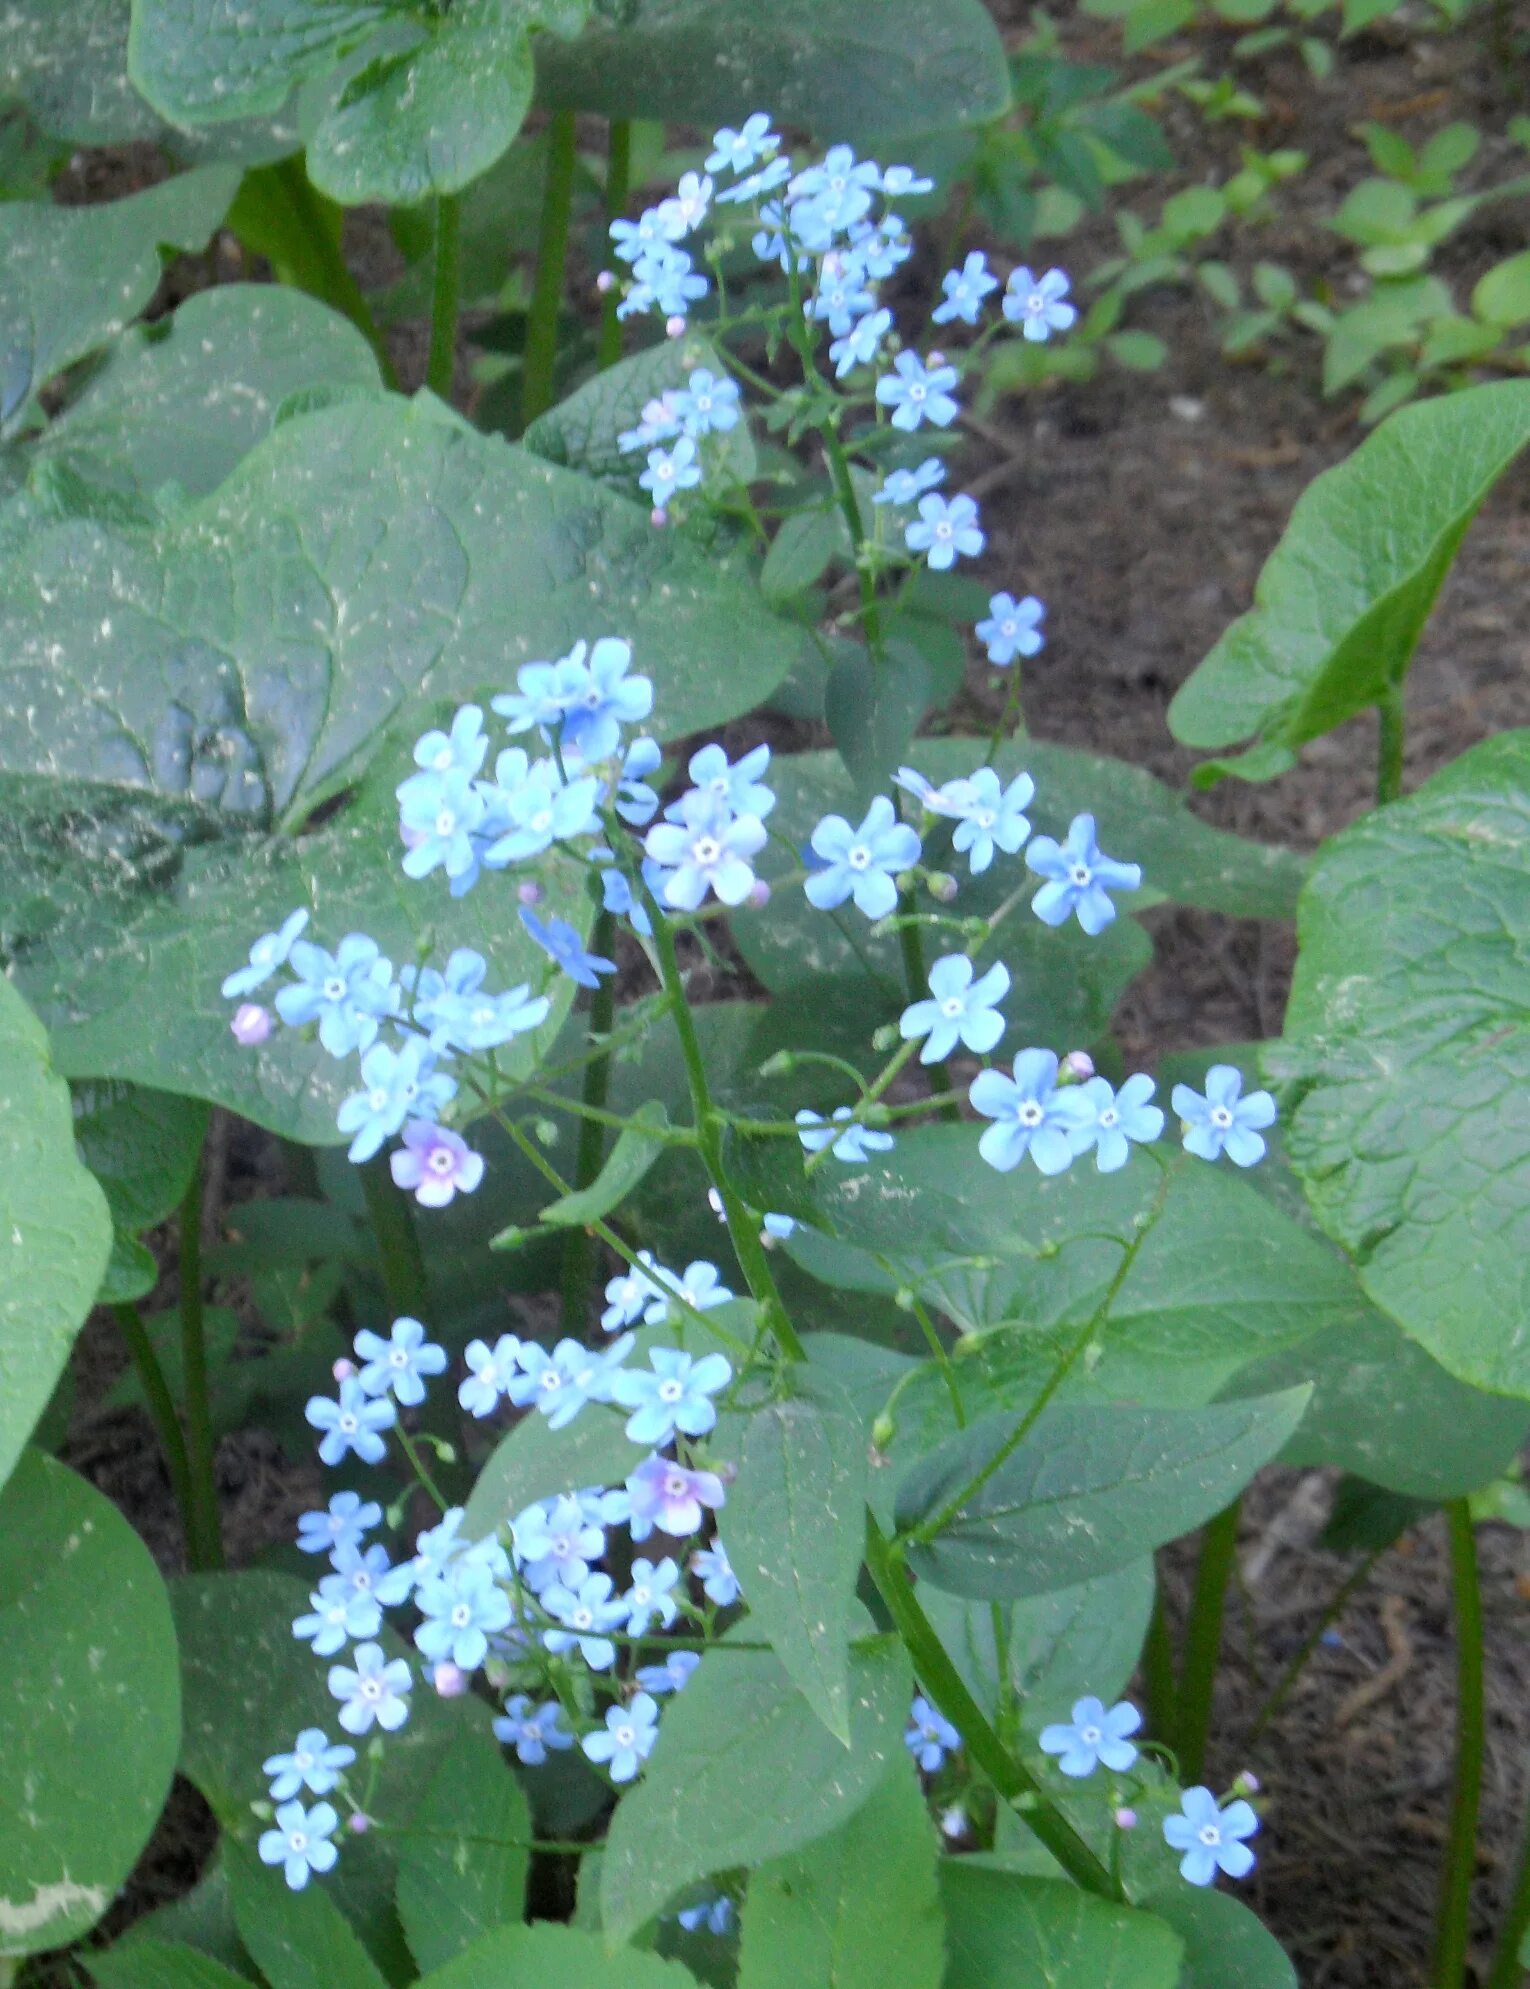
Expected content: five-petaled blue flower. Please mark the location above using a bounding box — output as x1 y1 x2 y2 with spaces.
222 907 308 999
640 435 702 511
296 1491 381 1558
1039 1696 1142 1777
458 1333 523 1418
691 1541 740 1607
397 766 487 883
905 492 984 570
796 1106 895 1163
944 767 1035 874
875 351 961 432
1026 813 1141 935
542 1571 626 1669
933 250 998 326
623 1556 681 1635
905 1696 962 1772
900 955 1010 1064
305 1377 396 1467
276 933 397 1057
804 796 922 919
872 458 944 507
685 742 776 819
415 1559 513 1671
644 790 768 911
493 1695 574 1764
263 1729 355 1801
976 592 1045 667
354 1316 447 1407
1163 1786 1259 1886
673 369 740 435
640 1258 734 1325
830 305 891 378
513 1494 605 1593
612 1348 733 1447
1003 266 1077 341
627 1455 726 1541
706 113 779 175
520 907 616 989
583 1693 661 1783
637 1648 702 1694
292 1576 380 1656
1171 1066 1276 1168
507 1334 633 1430
411 703 488 778
969 1050 1088 1176
329 1642 413 1735
259 1799 339 1891
1068 1074 1164 1173
336 1037 455 1164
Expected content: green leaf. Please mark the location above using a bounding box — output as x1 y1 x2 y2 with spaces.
1168 383 1530 780
527 335 756 491
1271 730 1530 1396
88 1939 255 1989
1139 1885 1295 1988
1474 251 1530 328
463 1404 648 1540
737 1754 943 1989
416 1922 702 1988
940 1866 1182 1989
599 1633 911 1947
824 642 932 809
394 1728 531 1974
225 1842 388 1989
73 1080 208 1304
539 1102 671 1227
1 170 239 435
0 1451 180 1958
894 1389 1309 1599
760 509 848 605
535 0 1009 144
0 981 112 1488
128 0 386 124
717 1369 868 1743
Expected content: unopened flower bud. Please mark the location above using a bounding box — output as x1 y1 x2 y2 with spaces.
433 1662 469 1698
707 1187 726 1221
927 871 958 904
1232 1770 1260 1797
534 1117 559 1147
332 1357 356 1382
1114 1806 1138 1830
665 314 686 338
928 349 946 367
651 506 669 528
596 269 615 294
231 1002 272 1045
1062 1049 1095 1082
517 880 544 907
940 1805 966 1839
746 878 771 909
872 1023 899 1052
348 1812 372 1835
871 1412 897 1448
894 1286 916 1313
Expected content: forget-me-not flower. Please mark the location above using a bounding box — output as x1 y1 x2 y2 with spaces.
905 1696 962 1772
672 369 740 435
276 934 397 1057
391 1122 485 1207
644 790 768 910
458 1334 522 1418
520 907 616 989
542 1571 626 1669
830 305 891 378
1039 1696 1142 1777
976 592 1045 666
623 1557 681 1635
970 1050 1088 1175
397 766 488 884
876 350 960 431
263 1729 355 1801
305 1378 396 1467
947 767 1034 874
637 1648 701 1694
354 1316 447 1407
336 1038 455 1164
1026 813 1141 935
1163 1786 1259 1886
640 1259 734 1326
899 956 1010 1064
1068 1074 1164 1172
292 1578 381 1656
1171 1066 1276 1168
627 1455 726 1541
296 1491 381 1558
656 171 713 238
513 1495 605 1593
582 1694 660 1783
1003 266 1077 341
933 250 998 325
804 796 921 919
259 1799 339 1891
640 435 702 511
706 114 779 175
602 1253 667 1332
415 1560 513 1671
612 1348 733 1447
685 742 775 819
328 1642 412 1735
222 908 309 999
871 458 944 507
796 1106 895 1163
905 491 984 570
411 704 489 778
493 1695 573 1764
691 1542 740 1607
507 1334 633 1430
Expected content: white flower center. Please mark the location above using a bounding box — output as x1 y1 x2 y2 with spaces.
324 977 347 1001
1070 864 1092 886
1080 1725 1101 1745
1018 1101 1043 1127
975 808 995 828
428 1147 455 1175
615 1723 636 1747
1028 291 1046 313
435 808 457 837
451 1603 472 1627
360 1677 381 1700
289 1831 309 1852
665 1473 689 1498
847 844 872 870
658 1378 685 1402
540 1371 563 1393
390 1348 407 1367
529 808 553 833
693 835 722 866
295 1750 313 1770
941 997 964 1018
1099 1108 1119 1128
1198 1823 1222 1847
572 1607 593 1630
934 521 953 541
1211 1105 1234 1128
339 1412 358 1434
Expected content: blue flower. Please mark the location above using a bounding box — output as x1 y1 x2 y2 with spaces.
1003 266 1076 341
296 1491 381 1558
716 155 792 205
933 250 997 326
804 796 921 919
519 906 616 989
513 1494 605 1593
905 1695 961 1772
354 1316 447 1407
656 171 713 239
396 765 489 884
623 1556 681 1635
493 638 653 762
788 145 881 232
672 369 741 435
483 764 602 869
685 741 775 819
707 113 779 174
610 209 668 263
542 1571 626 1669
830 305 891 378
336 1038 455 1165
639 435 702 510
872 458 945 507
458 1333 523 1417
762 1212 796 1242
627 1455 726 1541
621 243 707 320
612 1348 733 1447
1171 1066 1276 1168
880 163 935 197
328 1642 412 1735
812 266 877 336
411 704 488 778
222 907 309 999
292 1576 381 1656
583 1694 660 1783
415 961 549 1055
690 1542 739 1607
493 1694 574 1765
796 1107 895 1163
275 934 397 1057
1163 1787 1259 1886
330 1540 394 1607
259 1799 339 1891
615 736 664 826
900 955 1010 1064
969 1050 1089 1175
905 492 984 570
644 790 768 910
678 1895 736 1936
875 350 961 432
1039 1696 1142 1777
1026 813 1141 935
641 1258 735 1325
847 211 912 280
637 1648 701 1694
976 592 1045 666
263 1729 355 1801
506 1334 633 1431
1069 1074 1164 1172
391 1121 486 1207
415 1560 513 1671
601 1252 667 1332
945 767 1035 875
305 1378 396 1467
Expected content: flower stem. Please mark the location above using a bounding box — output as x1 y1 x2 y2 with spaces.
113 1301 196 1559
1485 1795 1530 1989
1141 1576 1178 1742
358 1151 430 1321
522 110 578 429
559 910 617 1334
178 1152 224 1570
1175 1497 1241 1784
238 158 396 386
598 120 631 370
1435 1498 1486 1989
1377 685 1406 806
425 192 461 401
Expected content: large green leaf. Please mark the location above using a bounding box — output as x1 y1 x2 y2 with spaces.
0 1451 180 1958
940 1865 1182 1989
89 1939 256 1989
0 170 240 436
463 1403 648 1541
0 981 112 1488
717 1368 868 1743
416 1923 702 1988
1140 1886 1295 1989
535 0 1010 143
225 1843 388 1989
737 1754 943 1989
73 1079 208 1303
1169 383 1530 782
394 1728 531 1975
600 1632 911 1947
894 1388 1308 1599
1272 731 1530 1396
525 336 756 491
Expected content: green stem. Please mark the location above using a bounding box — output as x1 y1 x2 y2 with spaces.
1485 1801 1530 1989
522 110 578 429
425 193 461 401
894 892 958 1119
864 1515 1115 1895
1249 1548 1382 1741
1142 1577 1178 1742
358 1151 430 1320
559 910 617 1333
260 158 396 385
113 1302 196 1556
599 120 632 371
178 1154 224 1570
1377 685 1406 806
394 1420 450 1512
1435 1499 1487 1989
1175 1498 1241 1783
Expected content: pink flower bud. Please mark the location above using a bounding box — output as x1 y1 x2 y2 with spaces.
650 506 669 528
665 315 686 338
1114 1807 1138 1830
348 1812 372 1835
1233 1770 1260 1796
516 880 544 907
927 872 958 904
747 878 771 909
1063 1050 1095 1081
596 270 615 294
231 1002 272 1045
433 1663 469 1698
928 349 946 367
332 1357 356 1382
